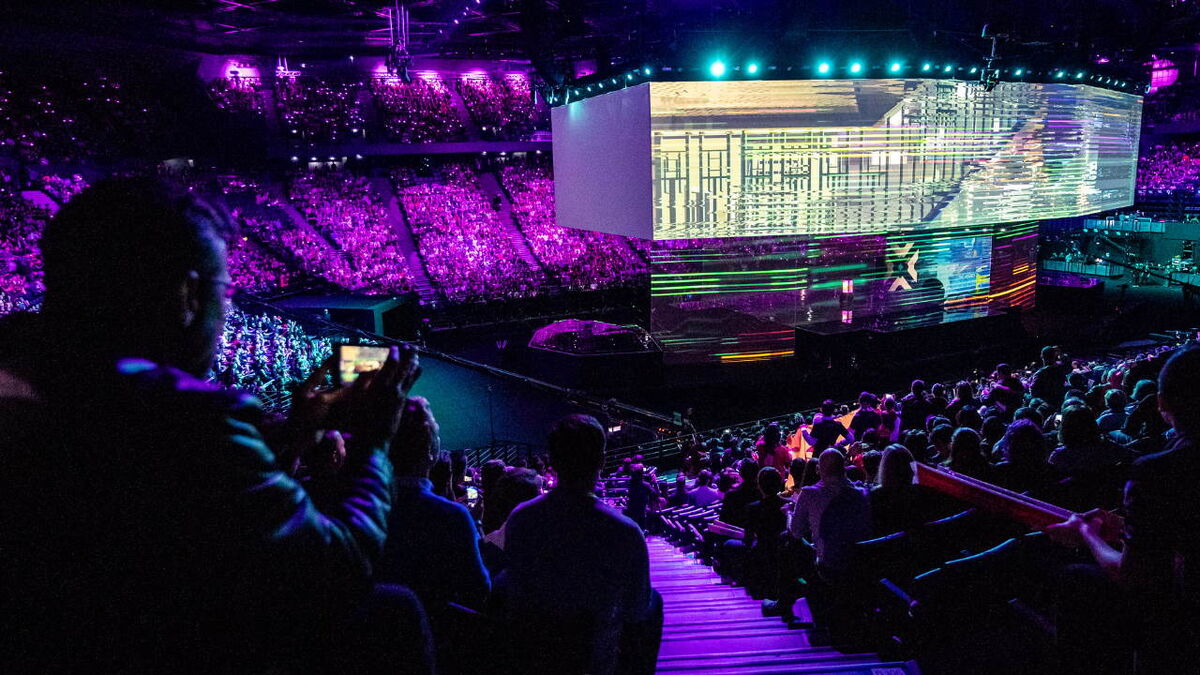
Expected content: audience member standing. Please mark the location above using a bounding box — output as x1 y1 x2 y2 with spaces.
499 415 661 674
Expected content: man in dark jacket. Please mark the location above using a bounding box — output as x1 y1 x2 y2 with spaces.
0 178 428 672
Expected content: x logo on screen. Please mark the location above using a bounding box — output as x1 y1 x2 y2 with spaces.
887 242 920 292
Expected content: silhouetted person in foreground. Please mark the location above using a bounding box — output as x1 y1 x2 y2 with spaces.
0 178 430 673
497 414 662 674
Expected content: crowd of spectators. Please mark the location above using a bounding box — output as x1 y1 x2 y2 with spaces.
394 164 543 303
0 68 168 162
0 173 47 298
456 74 546 140
372 74 465 143
275 76 365 142
207 75 264 114
1136 142 1200 195
631 339 1199 671
287 171 413 294
208 305 334 408
499 161 647 291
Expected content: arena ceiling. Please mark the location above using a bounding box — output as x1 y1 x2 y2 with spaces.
2 1 1198 76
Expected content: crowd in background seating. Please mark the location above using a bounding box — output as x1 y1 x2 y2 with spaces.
394 163 544 303
500 161 647 291
372 75 465 143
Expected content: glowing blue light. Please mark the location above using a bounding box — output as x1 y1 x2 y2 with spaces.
922 63 932 72
709 61 726 77
943 64 953 73
1014 68 1024 76
849 62 863 74
1076 71 1085 79
746 63 759 75
817 62 831 75
890 62 902 73
643 67 652 76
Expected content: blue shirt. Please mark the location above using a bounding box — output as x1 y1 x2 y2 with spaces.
377 477 490 611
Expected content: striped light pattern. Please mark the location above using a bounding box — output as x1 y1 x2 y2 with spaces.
649 222 1038 363
649 80 1141 239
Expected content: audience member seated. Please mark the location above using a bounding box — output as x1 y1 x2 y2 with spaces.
790 450 871 577
1048 404 1130 478
1047 346 1200 674
0 178 431 672
755 422 791 475
719 459 761 529
497 415 661 674
990 419 1056 493
869 446 937 537
480 467 543 577
685 469 722 507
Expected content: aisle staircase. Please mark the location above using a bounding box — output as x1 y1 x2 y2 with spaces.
368 176 439 304
476 172 559 290
648 537 919 675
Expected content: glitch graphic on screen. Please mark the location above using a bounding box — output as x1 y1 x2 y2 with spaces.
553 80 1142 240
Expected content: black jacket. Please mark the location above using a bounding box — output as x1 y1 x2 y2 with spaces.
0 314 393 671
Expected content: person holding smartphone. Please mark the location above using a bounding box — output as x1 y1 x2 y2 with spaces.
0 178 429 673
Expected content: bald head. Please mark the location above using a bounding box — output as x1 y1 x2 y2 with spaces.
817 449 846 482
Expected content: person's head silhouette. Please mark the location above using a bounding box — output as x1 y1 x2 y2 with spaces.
40 177 231 376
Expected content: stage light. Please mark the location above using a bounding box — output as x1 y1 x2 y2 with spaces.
643 67 652 76
709 61 726 77
889 62 902 73
849 62 863 74
746 63 759 75
1076 71 1085 79
626 73 633 80
943 64 953 73
817 62 831 75
586 85 592 91
1055 71 1064 79
970 66 978 74
922 63 932 72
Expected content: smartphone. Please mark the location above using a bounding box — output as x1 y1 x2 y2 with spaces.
336 344 390 385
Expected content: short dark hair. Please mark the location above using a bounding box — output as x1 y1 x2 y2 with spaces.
911 379 927 393
42 177 228 316
1041 345 1059 365
1160 347 1200 432
756 466 784 496
547 414 606 485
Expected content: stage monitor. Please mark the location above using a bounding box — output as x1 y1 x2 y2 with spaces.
552 80 1142 240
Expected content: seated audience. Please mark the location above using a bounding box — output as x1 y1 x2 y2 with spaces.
1048 347 1200 674
1049 405 1129 478
790 450 871 576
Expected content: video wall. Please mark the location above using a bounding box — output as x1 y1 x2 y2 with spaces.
649 222 1039 362
552 80 1141 240
650 80 1140 239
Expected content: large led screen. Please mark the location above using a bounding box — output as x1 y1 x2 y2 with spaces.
649 222 1039 363
553 80 1141 240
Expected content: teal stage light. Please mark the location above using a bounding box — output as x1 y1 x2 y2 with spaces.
890 62 902 73
922 63 932 72
817 62 832 75
709 61 726 77
849 62 863 74
746 63 759 75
